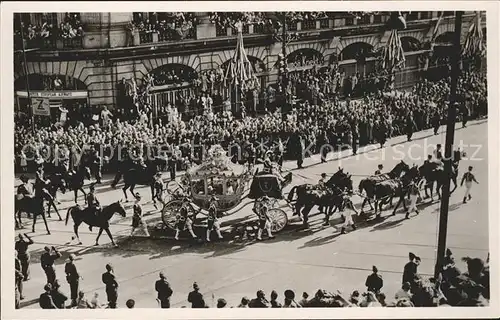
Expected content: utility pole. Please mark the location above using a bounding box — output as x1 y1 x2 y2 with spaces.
434 11 463 279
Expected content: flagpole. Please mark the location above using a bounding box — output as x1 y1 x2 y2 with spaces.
18 20 35 133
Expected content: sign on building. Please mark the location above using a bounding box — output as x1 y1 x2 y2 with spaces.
32 98 51 116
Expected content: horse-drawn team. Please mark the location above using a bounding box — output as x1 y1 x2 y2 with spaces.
15 143 474 245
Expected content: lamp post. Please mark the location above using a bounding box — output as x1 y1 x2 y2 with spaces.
434 10 463 279
273 13 301 113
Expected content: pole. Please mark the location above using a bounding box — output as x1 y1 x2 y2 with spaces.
434 11 463 279
19 20 34 133
281 14 288 113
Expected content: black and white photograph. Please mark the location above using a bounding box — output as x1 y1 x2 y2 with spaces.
1 1 499 318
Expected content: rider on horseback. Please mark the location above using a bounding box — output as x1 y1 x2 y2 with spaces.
374 164 384 175
35 166 49 196
17 175 34 199
318 173 327 190
85 184 101 231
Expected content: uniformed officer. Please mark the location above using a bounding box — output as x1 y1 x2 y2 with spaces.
102 263 119 309
130 193 150 237
318 173 327 190
40 246 61 286
17 175 34 200
340 194 358 234
174 202 197 240
374 164 383 175
461 166 479 204
15 233 34 281
155 272 173 308
206 196 223 242
256 204 274 241
365 265 383 294
86 184 100 232
65 254 81 307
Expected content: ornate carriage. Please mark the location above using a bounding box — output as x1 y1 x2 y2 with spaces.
161 145 289 233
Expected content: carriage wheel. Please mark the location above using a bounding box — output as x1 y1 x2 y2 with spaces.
267 208 288 233
161 200 196 230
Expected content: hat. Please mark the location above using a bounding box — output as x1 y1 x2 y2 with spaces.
372 265 378 273
321 173 326 178
159 271 165 278
217 298 227 308
68 254 76 261
135 192 141 199
284 290 295 299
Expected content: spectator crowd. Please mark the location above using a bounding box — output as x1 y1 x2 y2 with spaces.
14 68 487 174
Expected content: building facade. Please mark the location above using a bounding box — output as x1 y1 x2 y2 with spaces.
14 11 486 117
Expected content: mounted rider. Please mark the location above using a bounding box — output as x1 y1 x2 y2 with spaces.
174 198 197 240
374 164 384 176
206 196 223 242
17 175 34 201
318 173 327 190
35 166 49 197
85 183 101 231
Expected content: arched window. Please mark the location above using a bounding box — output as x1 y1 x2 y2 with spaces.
340 42 374 61
286 48 324 67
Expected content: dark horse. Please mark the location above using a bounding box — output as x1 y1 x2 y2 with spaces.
64 165 92 203
44 173 67 219
287 169 353 228
371 165 420 218
111 159 162 201
358 161 410 213
418 160 461 201
15 189 57 234
65 201 127 246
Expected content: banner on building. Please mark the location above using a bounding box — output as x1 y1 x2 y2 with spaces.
32 98 51 116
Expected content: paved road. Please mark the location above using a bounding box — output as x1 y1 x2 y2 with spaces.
16 119 489 308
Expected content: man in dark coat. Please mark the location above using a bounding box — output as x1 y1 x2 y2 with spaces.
39 284 58 309
155 272 173 308
187 282 206 308
365 265 384 294
65 254 80 307
40 246 61 286
405 112 417 142
15 233 34 281
51 279 68 309
102 263 119 308
15 251 24 302
351 124 359 155
249 290 270 308
402 252 420 292
431 109 441 135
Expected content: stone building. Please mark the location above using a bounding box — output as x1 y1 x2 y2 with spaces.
13 11 486 118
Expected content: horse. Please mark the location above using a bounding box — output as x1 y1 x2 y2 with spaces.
418 161 460 201
15 189 57 234
358 160 410 213
371 165 420 218
44 173 66 219
287 169 353 228
65 200 127 246
64 165 91 203
111 159 162 201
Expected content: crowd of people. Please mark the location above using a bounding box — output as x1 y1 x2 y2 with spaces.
16 231 489 309
14 13 84 49
14 68 486 174
133 12 197 42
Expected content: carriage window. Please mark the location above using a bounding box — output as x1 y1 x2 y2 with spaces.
208 177 224 195
226 178 239 195
192 179 205 195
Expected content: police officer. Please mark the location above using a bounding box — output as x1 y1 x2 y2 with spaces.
365 265 383 294
432 109 441 135
15 233 34 281
405 111 417 142
65 254 81 307
155 272 173 308
461 166 479 204
86 184 100 232
206 196 223 242
374 164 383 175
102 263 119 309
40 246 61 286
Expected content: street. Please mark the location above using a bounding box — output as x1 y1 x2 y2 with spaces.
17 119 489 308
